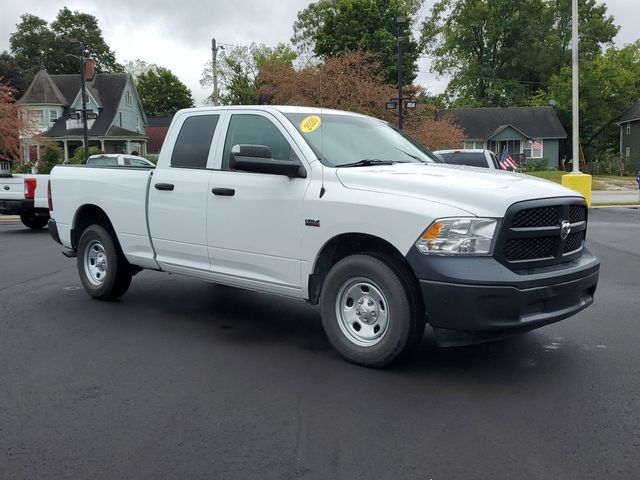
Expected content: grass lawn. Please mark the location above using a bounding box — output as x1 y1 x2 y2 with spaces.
523 170 636 190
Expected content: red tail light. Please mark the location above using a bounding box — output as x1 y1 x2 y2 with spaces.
24 178 37 200
47 180 53 211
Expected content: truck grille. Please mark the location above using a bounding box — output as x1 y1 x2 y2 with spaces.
495 198 588 269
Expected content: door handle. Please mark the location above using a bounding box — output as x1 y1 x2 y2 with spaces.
211 187 235 196
154 183 174 191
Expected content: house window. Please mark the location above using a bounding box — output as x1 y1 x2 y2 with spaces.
626 147 631 161
31 109 45 127
136 116 140 133
464 140 483 149
126 91 132 106
119 112 123 127
627 123 631 135
49 110 58 124
524 139 544 158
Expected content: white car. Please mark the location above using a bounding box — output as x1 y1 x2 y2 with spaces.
434 149 503 170
47 106 599 367
86 154 155 168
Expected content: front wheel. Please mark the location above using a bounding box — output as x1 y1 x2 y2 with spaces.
20 211 49 229
77 224 132 300
320 254 425 367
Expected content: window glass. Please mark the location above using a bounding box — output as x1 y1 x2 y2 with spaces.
489 152 500 169
127 157 151 166
284 112 438 166
530 140 543 158
439 152 489 168
49 110 58 124
171 114 219 169
87 157 117 166
222 114 296 169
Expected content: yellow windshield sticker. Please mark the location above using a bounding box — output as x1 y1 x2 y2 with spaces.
300 115 321 133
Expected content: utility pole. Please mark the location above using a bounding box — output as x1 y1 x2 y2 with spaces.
396 17 407 130
561 0 592 206
211 38 220 106
79 43 89 163
571 0 580 173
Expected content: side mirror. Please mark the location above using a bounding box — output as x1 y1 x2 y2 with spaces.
229 144 306 178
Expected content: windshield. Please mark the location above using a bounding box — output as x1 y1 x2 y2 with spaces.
283 112 440 167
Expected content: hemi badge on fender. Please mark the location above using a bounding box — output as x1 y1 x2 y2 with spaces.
305 219 320 227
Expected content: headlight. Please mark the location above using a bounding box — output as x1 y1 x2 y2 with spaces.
415 218 497 255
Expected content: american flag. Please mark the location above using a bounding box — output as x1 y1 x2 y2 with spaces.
499 149 518 171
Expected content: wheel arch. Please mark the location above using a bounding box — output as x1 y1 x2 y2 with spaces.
307 232 420 306
71 204 117 249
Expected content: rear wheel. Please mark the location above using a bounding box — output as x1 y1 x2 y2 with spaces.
320 254 425 367
20 211 49 229
77 224 132 300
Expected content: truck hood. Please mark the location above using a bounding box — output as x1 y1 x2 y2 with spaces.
335 163 582 217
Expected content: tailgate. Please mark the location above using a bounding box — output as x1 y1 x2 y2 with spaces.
0 175 24 201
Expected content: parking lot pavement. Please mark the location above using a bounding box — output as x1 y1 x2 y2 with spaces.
1 208 639 480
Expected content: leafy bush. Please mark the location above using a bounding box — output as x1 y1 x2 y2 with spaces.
35 143 63 174
143 154 158 164
12 162 34 174
69 146 105 164
524 159 549 172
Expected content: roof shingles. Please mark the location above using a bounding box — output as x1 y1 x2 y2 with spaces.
442 106 567 140
18 70 142 139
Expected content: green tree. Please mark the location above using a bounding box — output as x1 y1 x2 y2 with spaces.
0 52 27 98
136 67 194 116
9 8 122 83
292 0 421 85
533 42 640 161
200 42 296 105
123 59 157 80
421 0 618 107
69 145 104 164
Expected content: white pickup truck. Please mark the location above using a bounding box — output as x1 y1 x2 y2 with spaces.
0 164 50 229
48 106 600 367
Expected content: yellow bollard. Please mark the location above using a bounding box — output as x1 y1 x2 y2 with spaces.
562 173 592 207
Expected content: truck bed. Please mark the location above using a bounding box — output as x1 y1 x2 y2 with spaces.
50 165 158 269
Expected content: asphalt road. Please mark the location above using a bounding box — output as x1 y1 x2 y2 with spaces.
1 209 639 480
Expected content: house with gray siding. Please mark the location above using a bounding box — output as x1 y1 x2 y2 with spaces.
17 69 147 162
441 106 567 168
616 100 640 172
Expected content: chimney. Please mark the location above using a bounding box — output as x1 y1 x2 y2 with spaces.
84 59 95 81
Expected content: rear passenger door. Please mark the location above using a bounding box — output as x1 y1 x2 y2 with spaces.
148 113 222 273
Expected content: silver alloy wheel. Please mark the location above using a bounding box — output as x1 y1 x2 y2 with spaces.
84 239 108 286
335 277 390 347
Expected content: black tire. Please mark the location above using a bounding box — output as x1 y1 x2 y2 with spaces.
20 211 49 229
77 224 132 300
320 254 425 367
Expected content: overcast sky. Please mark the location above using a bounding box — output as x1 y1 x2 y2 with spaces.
0 0 637 106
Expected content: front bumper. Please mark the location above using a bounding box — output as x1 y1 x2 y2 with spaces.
406 246 600 346
0 198 32 215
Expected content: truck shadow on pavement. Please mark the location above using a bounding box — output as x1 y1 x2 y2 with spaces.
120 273 561 381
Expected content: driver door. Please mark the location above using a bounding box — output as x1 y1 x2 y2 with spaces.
206 111 310 294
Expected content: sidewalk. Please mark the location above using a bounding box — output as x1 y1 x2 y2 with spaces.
592 190 640 204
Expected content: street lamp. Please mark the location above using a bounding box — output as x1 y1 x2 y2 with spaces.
68 39 90 162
